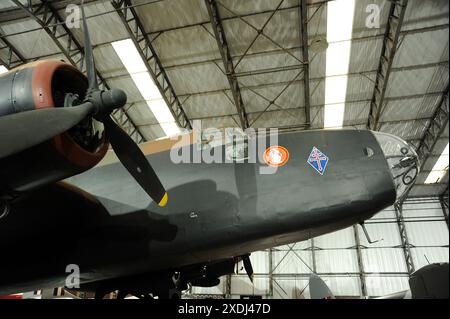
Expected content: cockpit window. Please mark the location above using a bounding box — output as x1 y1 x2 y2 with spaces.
198 127 250 161
372 132 420 203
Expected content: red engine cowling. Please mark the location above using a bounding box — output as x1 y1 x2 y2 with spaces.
0 60 109 194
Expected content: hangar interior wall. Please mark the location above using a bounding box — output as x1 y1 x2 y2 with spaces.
190 197 449 298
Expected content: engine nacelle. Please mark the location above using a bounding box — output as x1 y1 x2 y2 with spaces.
0 60 108 194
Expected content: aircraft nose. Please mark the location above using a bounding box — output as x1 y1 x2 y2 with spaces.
372 131 420 203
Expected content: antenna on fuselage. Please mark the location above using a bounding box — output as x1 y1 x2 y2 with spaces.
359 222 383 244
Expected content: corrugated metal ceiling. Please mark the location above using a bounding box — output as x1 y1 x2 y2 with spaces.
0 0 448 197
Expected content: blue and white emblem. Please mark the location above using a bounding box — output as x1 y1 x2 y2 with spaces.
307 146 329 175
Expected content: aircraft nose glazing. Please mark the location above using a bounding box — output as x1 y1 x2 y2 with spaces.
372 131 420 203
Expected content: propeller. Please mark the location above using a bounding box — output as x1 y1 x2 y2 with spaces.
79 2 167 206
0 0 168 207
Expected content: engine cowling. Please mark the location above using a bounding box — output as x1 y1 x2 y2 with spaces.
0 60 109 194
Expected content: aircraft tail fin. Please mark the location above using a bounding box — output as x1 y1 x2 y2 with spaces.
409 262 449 299
309 274 335 299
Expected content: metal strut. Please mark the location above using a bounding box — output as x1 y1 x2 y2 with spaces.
359 222 383 244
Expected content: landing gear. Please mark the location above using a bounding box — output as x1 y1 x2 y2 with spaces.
153 272 182 299
156 287 181 299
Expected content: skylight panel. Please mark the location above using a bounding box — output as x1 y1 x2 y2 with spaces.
112 39 180 137
323 0 356 129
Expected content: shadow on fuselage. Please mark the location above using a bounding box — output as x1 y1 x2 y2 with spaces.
0 183 178 292
148 179 239 229
0 179 242 294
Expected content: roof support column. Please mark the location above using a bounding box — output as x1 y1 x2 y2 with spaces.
416 85 449 168
353 225 368 297
268 248 274 298
204 0 249 129
440 193 449 229
400 85 449 199
225 274 232 298
367 0 408 130
394 203 415 275
299 0 311 128
310 238 317 273
111 0 192 130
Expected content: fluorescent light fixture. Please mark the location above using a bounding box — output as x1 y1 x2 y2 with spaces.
146 100 181 137
324 103 346 128
112 39 180 137
0 65 8 74
323 0 355 129
424 143 449 184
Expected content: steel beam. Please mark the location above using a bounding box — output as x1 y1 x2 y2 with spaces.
441 183 449 198
3 12 446 55
225 274 232 298
162 43 447 74
177 67 446 100
299 0 311 128
204 0 249 129
1 0 100 23
440 183 449 229
310 238 317 273
268 248 274 298
353 225 368 297
415 84 449 169
19 23 445 70
11 0 144 143
111 0 192 130
187 91 445 124
0 30 26 69
267 272 410 277
367 0 408 131
394 203 415 274
11 0 85 73
400 84 448 199
0 1 332 25
440 194 449 229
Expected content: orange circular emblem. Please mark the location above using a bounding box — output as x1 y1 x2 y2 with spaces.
264 146 289 167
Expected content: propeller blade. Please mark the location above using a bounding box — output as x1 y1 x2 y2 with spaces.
103 116 168 207
81 0 98 90
242 255 254 283
79 2 167 206
0 103 94 159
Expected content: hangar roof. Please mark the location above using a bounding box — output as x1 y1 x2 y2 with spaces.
0 0 448 198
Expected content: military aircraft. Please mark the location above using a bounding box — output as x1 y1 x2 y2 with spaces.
0 4 420 299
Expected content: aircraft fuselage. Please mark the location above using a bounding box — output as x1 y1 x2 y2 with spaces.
0 129 403 294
